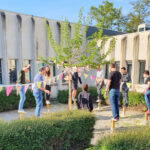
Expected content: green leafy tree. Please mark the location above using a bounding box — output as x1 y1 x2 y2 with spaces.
90 0 125 31
39 10 115 110
126 0 150 33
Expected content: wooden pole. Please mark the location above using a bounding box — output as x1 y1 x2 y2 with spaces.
68 72 72 111
20 112 24 120
144 112 148 125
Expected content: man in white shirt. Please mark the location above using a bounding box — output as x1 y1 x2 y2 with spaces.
95 66 105 102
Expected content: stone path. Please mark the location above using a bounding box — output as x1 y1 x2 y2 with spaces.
0 103 146 146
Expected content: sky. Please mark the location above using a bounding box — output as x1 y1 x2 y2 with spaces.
0 0 133 23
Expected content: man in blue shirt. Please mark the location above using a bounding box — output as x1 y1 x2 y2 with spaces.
33 67 50 117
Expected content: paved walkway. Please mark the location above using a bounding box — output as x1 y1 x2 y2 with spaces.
0 103 145 145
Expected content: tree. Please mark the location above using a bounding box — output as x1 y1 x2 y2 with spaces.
126 0 150 33
39 10 115 110
90 0 125 31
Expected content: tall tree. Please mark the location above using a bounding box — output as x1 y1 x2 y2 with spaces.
90 0 125 31
126 0 150 33
39 10 115 110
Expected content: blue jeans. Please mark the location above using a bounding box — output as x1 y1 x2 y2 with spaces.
33 92 43 117
18 86 25 110
109 89 120 119
144 90 150 110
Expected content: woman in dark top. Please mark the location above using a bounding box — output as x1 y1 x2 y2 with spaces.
72 67 82 101
18 64 30 113
45 66 51 104
143 70 150 114
77 84 93 112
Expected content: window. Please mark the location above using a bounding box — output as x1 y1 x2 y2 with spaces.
57 22 61 45
35 61 45 74
0 60 2 84
127 61 132 77
105 64 109 79
8 60 17 84
139 61 145 84
23 60 31 82
139 28 144 32
115 62 120 71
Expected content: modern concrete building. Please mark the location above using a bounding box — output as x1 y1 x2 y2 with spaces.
1 9 149 96
0 10 123 97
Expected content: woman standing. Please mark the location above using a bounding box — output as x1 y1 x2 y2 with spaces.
45 66 51 104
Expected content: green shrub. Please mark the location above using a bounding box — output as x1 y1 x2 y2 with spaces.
0 89 36 112
0 110 96 150
87 126 150 150
57 87 99 104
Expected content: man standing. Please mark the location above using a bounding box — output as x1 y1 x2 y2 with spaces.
143 70 150 114
121 67 131 108
105 63 122 121
33 67 50 117
95 66 105 102
72 67 82 101
18 64 31 113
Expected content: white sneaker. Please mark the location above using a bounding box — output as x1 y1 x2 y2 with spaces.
18 110 27 114
46 100 50 105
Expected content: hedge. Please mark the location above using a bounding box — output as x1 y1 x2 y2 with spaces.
57 87 101 104
57 87 145 107
87 126 150 150
0 89 36 112
0 110 96 150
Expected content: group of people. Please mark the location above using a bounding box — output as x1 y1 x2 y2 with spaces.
17 62 150 120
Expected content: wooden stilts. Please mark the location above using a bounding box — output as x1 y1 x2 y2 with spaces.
122 107 125 117
46 104 50 113
144 112 148 125
20 112 24 120
111 120 115 133
98 102 101 110
73 100 76 106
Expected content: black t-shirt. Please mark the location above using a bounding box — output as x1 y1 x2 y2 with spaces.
145 76 150 84
108 71 121 90
18 70 25 84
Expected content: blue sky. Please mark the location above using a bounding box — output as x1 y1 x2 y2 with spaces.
0 0 132 22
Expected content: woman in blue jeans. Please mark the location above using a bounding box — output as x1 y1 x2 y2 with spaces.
105 63 122 121
18 64 30 113
143 70 150 114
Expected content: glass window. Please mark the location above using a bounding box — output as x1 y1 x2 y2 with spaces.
57 22 61 45
0 60 2 84
115 62 120 71
105 64 109 79
8 60 17 84
23 60 31 82
35 61 45 74
139 61 145 84
127 62 132 77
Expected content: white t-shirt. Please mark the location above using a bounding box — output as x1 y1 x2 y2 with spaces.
96 70 105 79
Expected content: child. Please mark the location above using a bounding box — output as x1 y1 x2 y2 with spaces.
77 84 93 112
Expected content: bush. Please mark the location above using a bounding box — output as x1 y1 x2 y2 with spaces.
57 87 99 104
0 110 96 150
0 89 36 112
87 126 150 150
